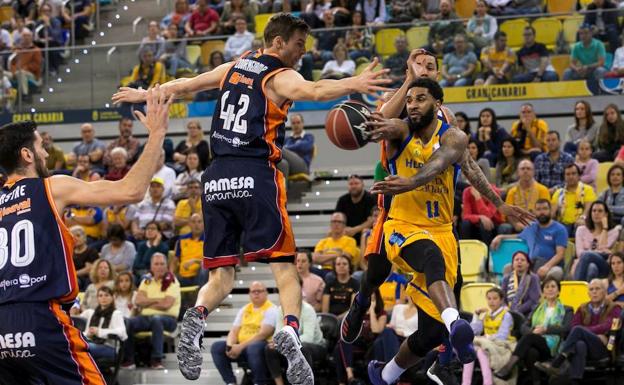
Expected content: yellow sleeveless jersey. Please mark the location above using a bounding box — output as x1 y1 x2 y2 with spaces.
387 119 459 228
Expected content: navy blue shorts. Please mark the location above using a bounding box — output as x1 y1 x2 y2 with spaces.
0 301 105 385
201 157 296 269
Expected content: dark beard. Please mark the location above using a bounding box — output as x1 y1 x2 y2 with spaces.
537 215 550 225
34 152 49 178
408 106 435 134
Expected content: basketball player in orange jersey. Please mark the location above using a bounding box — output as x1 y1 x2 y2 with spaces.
112 13 392 384
0 87 172 385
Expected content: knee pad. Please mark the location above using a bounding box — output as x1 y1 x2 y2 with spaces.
403 240 446 287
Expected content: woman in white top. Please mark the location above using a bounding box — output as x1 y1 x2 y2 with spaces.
320 43 355 80
79 286 127 361
607 32 624 77
172 150 203 200
372 296 418 361
467 1 498 50
83 259 116 311
113 271 137 318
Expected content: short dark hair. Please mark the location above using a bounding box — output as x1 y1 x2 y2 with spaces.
524 26 536 35
564 163 581 175
546 130 560 140
535 198 551 208
494 31 506 40
541 276 561 291
607 164 624 187
264 13 310 46
0 121 38 174
486 286 505 300
107 224 126 242
407 77 444 103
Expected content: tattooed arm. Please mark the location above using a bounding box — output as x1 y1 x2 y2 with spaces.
461 151 504 207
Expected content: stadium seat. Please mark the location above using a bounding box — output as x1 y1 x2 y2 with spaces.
547 0 576 14
455 0 477 18
560 281 590 311
459 239 488 283
255 13 274 38
186 45 201 66
375 29 405 56
596 162 613 194
563 16 584 44
550 54 570 79
460 282 495 313
406 26 429 51
305 34 316 52
200 40 225 66
312 69 322 81
532 17 562 51
0 6 13 23
489 239 529 280
500 19 530 49
578 0 592 8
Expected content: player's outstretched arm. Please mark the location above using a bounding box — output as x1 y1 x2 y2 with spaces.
272 58 392 102
112 63 232 104
371 127 468 195
52 86 174 210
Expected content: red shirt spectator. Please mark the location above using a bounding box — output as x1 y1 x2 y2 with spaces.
462 185 504 226
185 0 219 36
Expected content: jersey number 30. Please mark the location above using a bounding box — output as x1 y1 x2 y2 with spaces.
220 91 250 134
0 219 35 269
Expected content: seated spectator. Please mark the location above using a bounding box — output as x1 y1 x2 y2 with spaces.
505 160 551 232
303 10 344 71
100 224 136 273
594 103 624 162
83 259 116 311
103 118 140 168
534 131 575 191
160 0 191 35
103 205 131 236
439 34 477 87
492 199 567 281
573 201 620 281
467 0 497 51
535 279 621 382
265 301 326 385
128 48 167 90
495 278 573 382
422 0 441 20
210 281 276 385
313 212 360 278
64 204 104 244
606 31 624 77
513 26 559 83
79 286 127 362
345 11 374 61
510 103 548 159
219 0 258 35
185 0 219 37
355 0 387 24
551 164 597 236
495 138 521 191
320 43 355 80
575 140 599 190
461 184 509 245
172 150 203 200
161 22 191 77
460 138 491 185
129 177 176 240
563 24 607 82
122 253 180 369
486 0 541 15
463 287 515 385
104 147 131 181
599 164 624 223
195 50 225 99
584 0 620 53
11 16 29 46
564 101 597 156
223 17 254 61
68 123 106 171
41 131 66 171
426 0 464 55
113 271 136 318
171 214 207 287
335 175 376 240
475 31 515 86
173 120 210 171
133 222 170 280
138 21 165 60
296 251 325 312
152 150 177 197
282 113 314 175
71 225 99 291
12 0 37 26
384 36 409 88
322 255 359 317
34 1 63 76
475 107 510 166
501 251 541 317
373 295 417 362
388 0 421 23
334 289 386 385
607 252 624 307
10 29 41 102
455 111 471 137
174 179 202 234
69 0 92 41
72 154 102 181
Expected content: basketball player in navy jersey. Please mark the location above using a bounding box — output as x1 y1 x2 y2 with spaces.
0 87 173 385
113 13 392 383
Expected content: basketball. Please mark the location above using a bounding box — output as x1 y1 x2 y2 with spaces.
325 100 372 150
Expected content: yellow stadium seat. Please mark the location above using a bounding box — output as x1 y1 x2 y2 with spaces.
560 281 590 311
312 69 322 81
460 283 496 314
77 292 85 305
563 16 584 44
305 34 316 52
547 0 576 14
375 29 405 56
597 162 613 195
455 0 476 19
0 6 13 23
406 26 429 51
200 40 225 66
578 0 592 8
532 17 562 50
255 13 274 38
186 45 201 66
500 19 530 49
459 239 488 283
550 54 570 79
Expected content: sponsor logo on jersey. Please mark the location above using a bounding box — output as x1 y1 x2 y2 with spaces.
0 274 47 291
0 332 36 359
204 176 255 202
229 72 254 88
212 132 251 148
0 198 32 221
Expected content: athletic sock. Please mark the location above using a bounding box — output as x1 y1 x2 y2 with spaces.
382 358 406 384
195 305 209 319
441 308 460 333
284 315 300 334
355 292 371 307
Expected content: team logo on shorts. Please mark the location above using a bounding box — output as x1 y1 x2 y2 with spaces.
204 176 255 202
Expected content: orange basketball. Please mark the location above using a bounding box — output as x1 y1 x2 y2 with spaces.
325 100 372 150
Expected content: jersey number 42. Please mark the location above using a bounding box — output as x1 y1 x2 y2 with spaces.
219 91 250 134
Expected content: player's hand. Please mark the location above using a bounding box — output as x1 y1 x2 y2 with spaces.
112 86 147 105
353 57 393 95
371 175 416 195
497 203 535 226
366 112 406 142
406 48 427 80
133 85 175 138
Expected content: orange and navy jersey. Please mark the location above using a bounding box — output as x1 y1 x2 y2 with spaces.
0 177 77 305
211 50 292 163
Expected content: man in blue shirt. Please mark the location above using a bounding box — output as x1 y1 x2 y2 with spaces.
282 113 314 175
491 199 567 281
534 131 575 192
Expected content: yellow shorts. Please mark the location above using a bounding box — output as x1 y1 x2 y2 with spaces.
383 219 458 322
